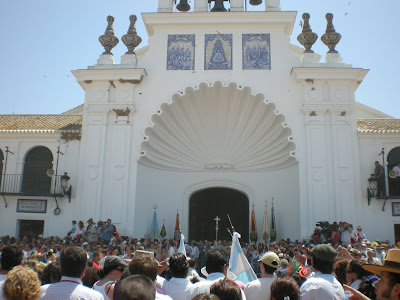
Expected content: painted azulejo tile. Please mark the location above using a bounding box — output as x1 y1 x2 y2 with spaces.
167 35 195 70
242 34 271 70
204 34 232 70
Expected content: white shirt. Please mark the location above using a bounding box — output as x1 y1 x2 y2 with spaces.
168 246 177 258
186 272 246 300
245 277 275 300
157 276 193 300
191 246 199 259
157 292 173 300
300 272 345 300
40 276 104 300
0 273 7 300
375 251 385 262
93 280 115 299
341 231 351 245
350 279 362 290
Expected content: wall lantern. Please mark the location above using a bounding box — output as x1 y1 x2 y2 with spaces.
61 172 72 202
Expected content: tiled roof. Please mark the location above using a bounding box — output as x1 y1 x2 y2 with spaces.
62 104 84 115
357 119 400 133
1 115 399 134
0 115 82 133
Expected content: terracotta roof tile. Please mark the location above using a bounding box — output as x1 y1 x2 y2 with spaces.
0 115 82 133
357 119 400 133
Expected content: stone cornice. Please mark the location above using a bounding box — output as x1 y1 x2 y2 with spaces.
72 68 147 89
291 67 369 81
142 11 297 36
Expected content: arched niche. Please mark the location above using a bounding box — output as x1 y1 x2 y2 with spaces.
22 146 53 194
140 81 297 171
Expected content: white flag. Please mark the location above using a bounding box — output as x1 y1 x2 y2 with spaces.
228 232 257 284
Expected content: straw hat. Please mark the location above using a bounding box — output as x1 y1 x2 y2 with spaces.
363 249 400 276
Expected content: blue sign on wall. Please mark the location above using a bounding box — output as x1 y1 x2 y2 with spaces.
167 35 195 70
205 34 232 70
242 34 271 70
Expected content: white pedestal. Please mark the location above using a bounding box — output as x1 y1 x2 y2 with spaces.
230 0 244 11
265 0 280 11
194 0 208 12
301 52 322 66
121 54 137 67
158 0 174 12
325 52 343 64
97 54 115 65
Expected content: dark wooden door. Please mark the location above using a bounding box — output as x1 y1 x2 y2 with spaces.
189 187 249 242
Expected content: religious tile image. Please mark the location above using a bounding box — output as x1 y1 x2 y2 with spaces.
167 34 195 70
242 34 271 70
204 34 232 70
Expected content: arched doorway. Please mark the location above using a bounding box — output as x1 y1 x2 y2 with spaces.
388 147 400 196
22 146 53 194
189 187 249 242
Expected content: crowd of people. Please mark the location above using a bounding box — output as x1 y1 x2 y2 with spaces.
0 218 399 299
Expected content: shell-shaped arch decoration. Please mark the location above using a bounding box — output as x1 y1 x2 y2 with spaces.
140 81 297 171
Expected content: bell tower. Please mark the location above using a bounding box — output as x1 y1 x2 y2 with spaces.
158 0 280 12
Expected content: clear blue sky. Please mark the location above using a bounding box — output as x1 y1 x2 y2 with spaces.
1 0 399 117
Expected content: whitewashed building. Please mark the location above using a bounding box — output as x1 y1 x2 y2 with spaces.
1 0 400 243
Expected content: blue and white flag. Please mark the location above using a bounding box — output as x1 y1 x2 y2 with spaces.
150 210 159 239
228 231 257 284
178 233 186 257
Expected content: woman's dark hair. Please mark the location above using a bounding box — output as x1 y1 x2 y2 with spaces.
210 278 241 300
358 274 378 300
347 260 365 279
291 272 306 287
169 253 188 278
270 277 300 300
191 294 220 300
0 246 23 271
82 267 100 288
206 249 228 274
41 262 61 285
333 259 348 285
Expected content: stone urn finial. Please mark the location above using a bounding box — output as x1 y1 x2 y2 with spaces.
99 15 119 55
122 15 142 54
321 13 341 53
297 13 318 53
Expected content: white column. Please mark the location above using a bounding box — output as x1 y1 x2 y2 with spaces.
230 0 244 11
194 0 208 12
265 0 280 11
158 0 174 12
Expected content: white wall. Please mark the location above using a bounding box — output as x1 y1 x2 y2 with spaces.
0 135 81 237
358 134 400 242
134 162 300 241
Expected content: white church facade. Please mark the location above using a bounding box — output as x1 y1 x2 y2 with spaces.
1 0 400 243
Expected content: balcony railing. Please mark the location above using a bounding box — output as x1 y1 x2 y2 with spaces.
0 174 65 196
